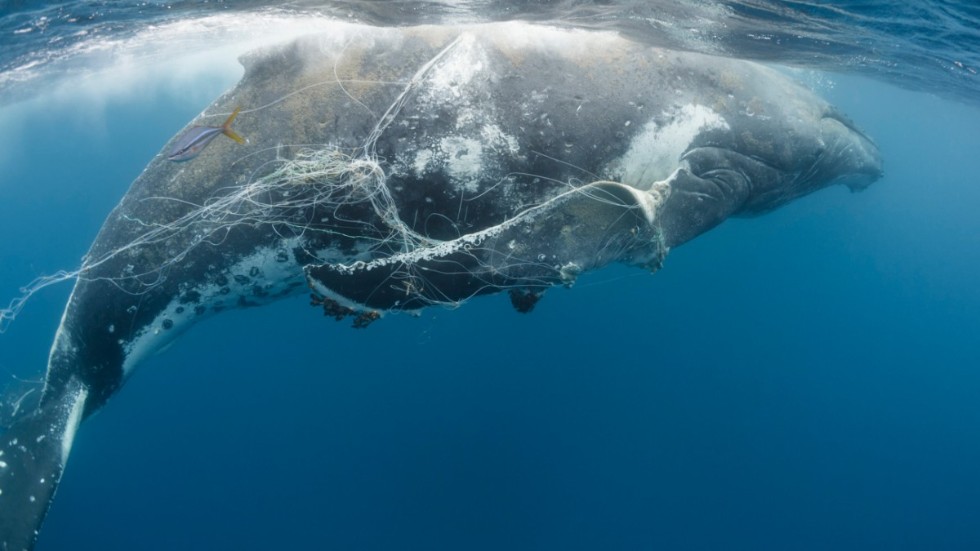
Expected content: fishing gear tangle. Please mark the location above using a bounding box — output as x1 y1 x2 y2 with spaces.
0 142 659 332
1 147 405 332
1 22 884 551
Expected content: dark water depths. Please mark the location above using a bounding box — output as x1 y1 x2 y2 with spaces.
1 2 980 550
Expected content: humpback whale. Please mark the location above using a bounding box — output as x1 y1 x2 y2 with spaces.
0 22 881 550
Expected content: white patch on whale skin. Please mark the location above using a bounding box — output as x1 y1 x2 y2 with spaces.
119 237 367 376
480 123 519 156
422 32 484 103
409 123 518 193
43 303 78 398
438 136 484 193
60 385 87 464
398 31 520 196
622 179 672 226
412 149 433 175
607 103 730 190
49 305 76 360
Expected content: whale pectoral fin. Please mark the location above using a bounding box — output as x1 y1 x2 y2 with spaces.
0 378 88 551
306 182 668 312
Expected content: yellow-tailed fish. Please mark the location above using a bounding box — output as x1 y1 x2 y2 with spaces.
167 107 246 162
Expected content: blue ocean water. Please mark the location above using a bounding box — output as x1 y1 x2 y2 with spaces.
2 3 980 550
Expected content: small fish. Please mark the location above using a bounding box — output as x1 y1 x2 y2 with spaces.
167 107 246 162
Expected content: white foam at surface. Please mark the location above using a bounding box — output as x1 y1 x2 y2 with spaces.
0 13 361 105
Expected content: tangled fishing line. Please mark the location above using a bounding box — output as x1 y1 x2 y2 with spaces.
0 32 665 332
0 36 467 334
1 145 437 333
